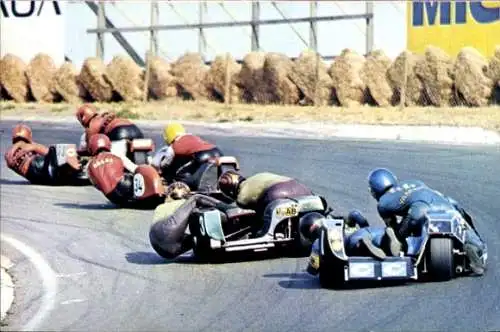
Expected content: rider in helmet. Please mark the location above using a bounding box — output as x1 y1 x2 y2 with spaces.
149 182 232 259
300 209 402 269
4 124 57 185
365 167 486 274
76 104 144 154
217 170 316 215
151 122 223 187
86 134 140 206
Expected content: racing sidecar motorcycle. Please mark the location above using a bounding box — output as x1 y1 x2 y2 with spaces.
308 209 488 289
185 194 328 262
49 143 90 186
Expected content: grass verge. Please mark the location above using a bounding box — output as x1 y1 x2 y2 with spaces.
1 100 500 132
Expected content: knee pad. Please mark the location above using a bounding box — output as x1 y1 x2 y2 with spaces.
346 210 369 228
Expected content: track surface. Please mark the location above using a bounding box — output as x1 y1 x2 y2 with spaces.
1 121 499 331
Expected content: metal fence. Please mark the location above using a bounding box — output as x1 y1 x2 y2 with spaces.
84 1 375 65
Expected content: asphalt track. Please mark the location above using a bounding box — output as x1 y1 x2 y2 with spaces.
1 120 499 331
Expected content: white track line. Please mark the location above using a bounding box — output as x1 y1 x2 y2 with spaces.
1 234 58 331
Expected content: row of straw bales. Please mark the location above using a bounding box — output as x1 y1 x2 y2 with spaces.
1 46 500 107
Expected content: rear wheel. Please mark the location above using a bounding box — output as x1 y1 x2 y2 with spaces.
319 260 345 289
428 238 455 281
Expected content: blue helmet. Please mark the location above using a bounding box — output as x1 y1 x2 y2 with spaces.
368 168 398 200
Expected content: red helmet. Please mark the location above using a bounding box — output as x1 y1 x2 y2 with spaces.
218 170 246 198
12 124 33 143
88 134 111 156
76 104 97 127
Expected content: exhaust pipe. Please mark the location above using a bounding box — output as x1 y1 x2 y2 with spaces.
456 266 464 274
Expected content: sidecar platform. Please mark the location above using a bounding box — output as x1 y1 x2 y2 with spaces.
339 256 417 281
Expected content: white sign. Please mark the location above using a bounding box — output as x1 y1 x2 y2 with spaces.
0 0 65 66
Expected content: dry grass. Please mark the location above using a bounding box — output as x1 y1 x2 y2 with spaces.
1 99 499 132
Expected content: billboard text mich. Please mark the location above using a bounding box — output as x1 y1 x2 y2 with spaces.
407 0 499 57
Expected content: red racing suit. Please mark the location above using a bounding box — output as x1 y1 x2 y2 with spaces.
85 112 134 144
4 141 49 179
172 134 215 159
87 151 126 196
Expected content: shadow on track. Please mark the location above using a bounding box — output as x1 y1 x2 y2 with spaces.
263 272 411 290
125 251 196 265
54 202 119 210
262 272 321 290
125 250 286 266
0 178 90 187
0 178 30 185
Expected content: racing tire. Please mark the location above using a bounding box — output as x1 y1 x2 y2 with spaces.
290 229 313 258
319 261 345 289
132 151 148 165
428 238 455 282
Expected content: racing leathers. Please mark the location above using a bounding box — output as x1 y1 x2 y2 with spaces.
151 133 222 185
87 150 138 205
4 141 56 185
79 112 144 153
235 172 313 213
149 194 229 259
376 180 487 274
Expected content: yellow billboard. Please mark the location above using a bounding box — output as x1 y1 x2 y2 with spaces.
407 0 500 57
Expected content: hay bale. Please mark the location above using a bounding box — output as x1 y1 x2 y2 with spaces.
262 52 300 105
328 49 367 107
205 54 243 103
454 47 494 107
487 46 500 88
361 50 394 107
288 50 334 106
148 56 177 100
106 55 144 102
415 46 456 106
78 57 114 102
0 54 29 102
25 53 58 102
238 52 269 103
387 50 426 106
54 62 88 103
170 52 209 100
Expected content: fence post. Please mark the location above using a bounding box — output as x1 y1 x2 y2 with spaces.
224 52 231 105
198 1 207 61
365 1 374 54
400 54 408 110
150 0 159 56
309 1 318 52
251 2 260 51
314 52 320 106
143 51 151 103
96 0 106 59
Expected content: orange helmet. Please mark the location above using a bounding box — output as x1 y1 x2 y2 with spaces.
12 124 33 143
76 104 97 127
218 170 246 198
88 134 111 156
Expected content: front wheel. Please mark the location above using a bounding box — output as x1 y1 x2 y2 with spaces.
428 238 455 281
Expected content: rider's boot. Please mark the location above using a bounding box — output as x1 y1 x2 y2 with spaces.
464 229 487 275
380 227 402 256
359 234 387 260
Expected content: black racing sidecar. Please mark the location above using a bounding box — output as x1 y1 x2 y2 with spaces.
308 209 488 289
